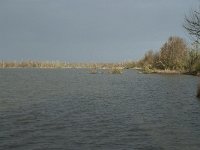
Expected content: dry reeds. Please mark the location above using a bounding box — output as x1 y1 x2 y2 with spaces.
110 67 123 74
0 60 125 69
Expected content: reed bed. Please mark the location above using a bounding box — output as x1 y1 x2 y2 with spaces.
0 60 127 69
110 67 123 74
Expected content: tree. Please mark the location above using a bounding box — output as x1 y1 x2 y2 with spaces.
159 36 188 70
184 7 200 74
139 50 158 69
143 50 154 66
184 7 200 42
187 42 200 72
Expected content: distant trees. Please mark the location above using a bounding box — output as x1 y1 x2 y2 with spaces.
138 50 158 70
139 36 188 71
159 36 188 70
138 7 200 74
143 50 155 66
138 35 200 75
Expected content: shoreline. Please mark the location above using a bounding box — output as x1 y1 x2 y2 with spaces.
139 68 200 76
0 67 199 77
0 66 124 70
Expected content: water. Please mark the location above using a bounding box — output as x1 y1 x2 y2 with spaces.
0 69 200 150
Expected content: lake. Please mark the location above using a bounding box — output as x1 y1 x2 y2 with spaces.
0 69 200 150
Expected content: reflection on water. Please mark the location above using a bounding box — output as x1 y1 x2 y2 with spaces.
0 69 200 150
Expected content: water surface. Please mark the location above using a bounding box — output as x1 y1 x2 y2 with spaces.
0 69 200 150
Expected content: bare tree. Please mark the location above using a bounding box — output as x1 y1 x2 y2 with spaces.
184 8 200 42
184 8 200 98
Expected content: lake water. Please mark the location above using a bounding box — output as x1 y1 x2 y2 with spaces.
0 69 200 150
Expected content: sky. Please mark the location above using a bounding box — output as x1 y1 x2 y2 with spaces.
0 0 199 62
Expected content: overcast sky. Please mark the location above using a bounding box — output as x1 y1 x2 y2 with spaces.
0 0 199 62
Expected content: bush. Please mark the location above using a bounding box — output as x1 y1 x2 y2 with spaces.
110 68 123 74
124 62 136 69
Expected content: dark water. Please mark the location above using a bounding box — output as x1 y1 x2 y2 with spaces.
0 69 200 150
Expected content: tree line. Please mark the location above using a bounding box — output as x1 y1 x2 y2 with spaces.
135 6 200 75
137 36 200 74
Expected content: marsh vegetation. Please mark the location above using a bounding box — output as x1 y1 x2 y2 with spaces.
110 67 123 74
0 61 126 69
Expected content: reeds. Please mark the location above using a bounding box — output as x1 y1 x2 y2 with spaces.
0 60 126 69
110 67 123 74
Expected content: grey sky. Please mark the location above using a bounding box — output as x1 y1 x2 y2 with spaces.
0 0 199 62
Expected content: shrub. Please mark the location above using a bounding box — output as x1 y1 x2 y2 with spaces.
110 68 123 74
